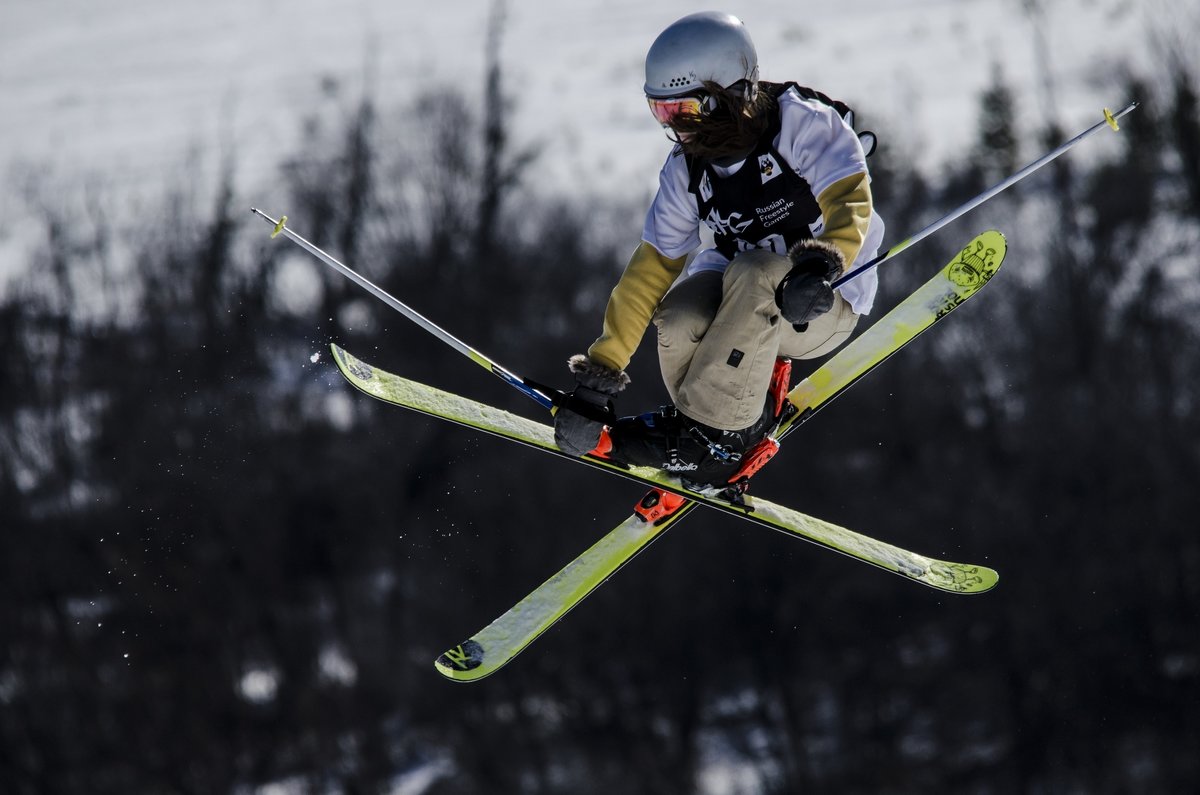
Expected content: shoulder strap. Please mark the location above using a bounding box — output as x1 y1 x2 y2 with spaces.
767 81 878 157
777 82 854 121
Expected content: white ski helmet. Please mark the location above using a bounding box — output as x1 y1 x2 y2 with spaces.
644 12 759 99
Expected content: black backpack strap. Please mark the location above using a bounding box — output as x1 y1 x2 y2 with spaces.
769 81 878 157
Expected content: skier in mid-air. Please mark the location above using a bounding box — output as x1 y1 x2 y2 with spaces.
554 11 886 489
251 6 1131 675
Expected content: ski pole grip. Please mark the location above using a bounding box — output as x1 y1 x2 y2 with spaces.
554 389 619 426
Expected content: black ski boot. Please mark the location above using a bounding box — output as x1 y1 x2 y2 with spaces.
593 358 791 491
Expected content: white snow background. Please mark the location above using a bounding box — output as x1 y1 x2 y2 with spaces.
0 0 1172 289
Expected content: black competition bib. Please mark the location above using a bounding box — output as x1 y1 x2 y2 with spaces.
686 83 848 259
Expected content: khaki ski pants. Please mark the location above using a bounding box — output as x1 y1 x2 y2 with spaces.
653 249 859 431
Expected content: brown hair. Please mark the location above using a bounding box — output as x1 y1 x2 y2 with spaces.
669 81 777 162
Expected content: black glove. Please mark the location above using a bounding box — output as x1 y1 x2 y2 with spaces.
776 239 845 330
553 354 629 457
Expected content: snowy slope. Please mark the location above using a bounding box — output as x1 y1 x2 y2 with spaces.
0 0 1162 275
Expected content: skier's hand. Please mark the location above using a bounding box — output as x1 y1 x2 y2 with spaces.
554 354 629 457
776 240 845 330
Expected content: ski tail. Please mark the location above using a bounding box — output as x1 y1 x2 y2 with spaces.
434 504 699 682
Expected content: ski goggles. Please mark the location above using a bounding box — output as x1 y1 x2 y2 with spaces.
646 93 711 126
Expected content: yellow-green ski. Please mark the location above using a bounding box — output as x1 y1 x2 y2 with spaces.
332 230 1007 681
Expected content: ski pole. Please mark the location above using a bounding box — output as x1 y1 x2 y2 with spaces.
250 208 568 413
833 101 1138 288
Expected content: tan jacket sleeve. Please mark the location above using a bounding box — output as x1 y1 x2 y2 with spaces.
587 241 688 372
815 171 873 270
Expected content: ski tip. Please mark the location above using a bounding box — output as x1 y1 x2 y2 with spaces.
329 344 375 384
970 565 1000 594
923 561 1000 594
434 639 489 682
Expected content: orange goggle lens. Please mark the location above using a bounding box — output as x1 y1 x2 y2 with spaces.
646 95 704 126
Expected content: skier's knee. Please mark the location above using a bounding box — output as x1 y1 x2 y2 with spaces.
654 271 722 347
723 250 792 292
